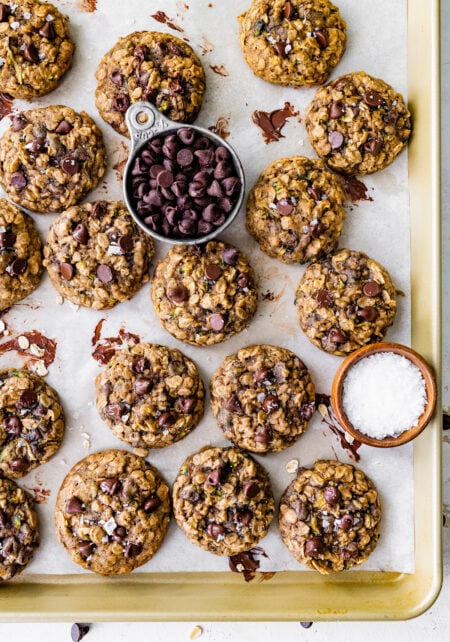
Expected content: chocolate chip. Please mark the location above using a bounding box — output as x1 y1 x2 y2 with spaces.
207 523 226 540
28 137 46 154
283 1 294 19
177 128 195 145
60 262 74 281
23 43 39 64
273 40 288 57
329 101 344 119
236 272 250 289
124 542 142 558
276 198 294 215
117 235 134 254
316 289 333 307
339 513 354 532
207 466 223 487
235 509 252 526
111 526 127 542
132 357 149 374
134 378 151 395
204 263 222 281
4 415 22 433
157 169 174 188
100 478 119 495
55 119 72 134
0 231 16 248
0 3 11 21
300 622 313 629
313 28 328 48
209 313 225 332
66 497 83 514
167 285 189 303
262 394 279 413
10 171 27 189
76 542 94 559
253 367 270 383
323 485 340 505
255 426 271 443
384 109 399 125
8 257 27 277
17 390 37 408
328 130 344 150
133 44 149 61
243 480 259 499
224 395 241 413
300 402 315 420
11 114 27 131
222 247 239 265
363 280 381 297
328 327 346 344
73 223 88 244
363 90 384 107
307 186 322 201
97 264 113 283
38 20 56 39
91 201 107 219
60 156 80 175
177 397 196 413
143 495 161 513
9 457 28 473
341 542 359 559
177 147 194 167
158 411 176 428
356 306 378 322
293 500 308 521
104 403 124 420
364 138 382 155
304 536 324 558
113 93 130 113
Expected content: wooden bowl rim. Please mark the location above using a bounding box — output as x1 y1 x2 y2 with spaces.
331 342 437 448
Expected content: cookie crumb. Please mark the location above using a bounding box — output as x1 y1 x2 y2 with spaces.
189 625 203 640
32 359 48 377
286 459 299 474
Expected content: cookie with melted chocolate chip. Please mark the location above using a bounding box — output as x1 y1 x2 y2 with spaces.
54 449 170 575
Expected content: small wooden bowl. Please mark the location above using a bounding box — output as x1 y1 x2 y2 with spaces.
331 342 437 448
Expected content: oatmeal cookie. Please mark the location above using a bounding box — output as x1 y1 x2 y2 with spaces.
0 368 65 478
95 31 206 137
151 241 258 346
0 0 74 100
279 460 381 573
95 343 205 450
173 446 275 556
305 71 412 174
54 449 170 575
0 105 106 213
238 0 347 88
0 198 43 310
43 201 154 309
0 476 39 581
210 344 315 453
246 156 346 263
295 248 397 355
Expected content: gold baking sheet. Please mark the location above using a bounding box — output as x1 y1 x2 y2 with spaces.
0 0 441 620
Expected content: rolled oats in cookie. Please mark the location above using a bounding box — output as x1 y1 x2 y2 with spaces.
246 156 346 263
0 198 43 310
95 343 205 450
43 201 154 309
278 460 381 573
173 446 275 556
95 31 206 137
0 476 39 581
295 248 397 355
54 449 170 575
0 368 65 478
0 0 74 100
151 241 258 346
210 344 316 453
238 0 347 88
305 71 412 174
0 105 106 213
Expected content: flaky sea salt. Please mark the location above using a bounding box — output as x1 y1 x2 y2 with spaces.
342 352 427 438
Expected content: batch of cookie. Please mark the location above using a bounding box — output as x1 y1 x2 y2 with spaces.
0 0 410 581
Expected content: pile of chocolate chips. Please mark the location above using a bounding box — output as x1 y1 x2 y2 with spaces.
128 127 242 239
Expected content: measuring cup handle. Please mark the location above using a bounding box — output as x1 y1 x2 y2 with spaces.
125 102 173 154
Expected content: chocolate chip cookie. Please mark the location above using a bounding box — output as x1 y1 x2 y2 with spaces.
279 460 382 574
0 476 39 581
54 449 170 575
173 446 275 556
238 0 347 88
95 343 205 450
246 156 346 263
0 0 74 100
305 71 412 174
0 105 107 213
151 241 258 346
0 198 43 311
210 344 316 453
43 201 154 309
295 248 397 355
95 31 206 137
0 368 65 478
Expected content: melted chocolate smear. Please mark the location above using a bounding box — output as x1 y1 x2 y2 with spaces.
113 142 129 182
316 393 361 461
344 176 373 203
91 321 140 365
208 115 230 139
0 330 57 367
209 64 229 77
443 413 450 431
23 484 51 504
229 547 269 583
252 102 300 144
0 93 13 122
261 290 275 301
150 10 184 33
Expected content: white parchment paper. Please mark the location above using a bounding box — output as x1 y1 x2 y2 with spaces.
0 0 413 575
